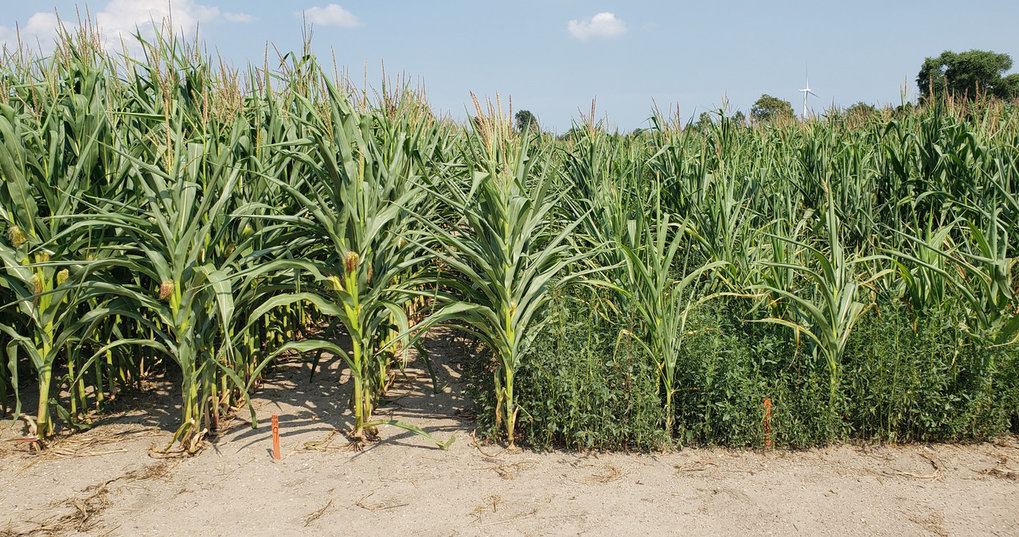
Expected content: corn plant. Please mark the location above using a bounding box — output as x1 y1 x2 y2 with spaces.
78 38 277 448
619 210 723 435
562 126 644 280
888 218 957 313
250 72 451 446
754 194 882 398
891 209 1017 345
416 101 592 445
0 42 114 436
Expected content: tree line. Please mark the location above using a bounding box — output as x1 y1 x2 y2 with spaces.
512 49 1019 132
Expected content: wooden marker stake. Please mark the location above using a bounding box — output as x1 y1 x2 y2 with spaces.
762 398 772 448
271 414 281 460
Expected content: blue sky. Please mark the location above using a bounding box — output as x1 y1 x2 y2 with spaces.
2 1 1018 131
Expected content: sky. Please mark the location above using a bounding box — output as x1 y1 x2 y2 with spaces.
1 1 1018 132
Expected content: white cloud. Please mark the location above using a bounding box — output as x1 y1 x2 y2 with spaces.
94 0 218 42
223 12 256 23
299 4 360 28
24 12 62 41
0 12 61 51
0 0 254 55
567 12 627 40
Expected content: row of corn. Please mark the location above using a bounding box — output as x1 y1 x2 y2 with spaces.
1 28 1017 450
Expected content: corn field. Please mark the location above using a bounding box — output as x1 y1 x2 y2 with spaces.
2 29 1018 452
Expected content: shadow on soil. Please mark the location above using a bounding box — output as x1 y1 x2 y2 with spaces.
222 327 476 452
1 327 478 456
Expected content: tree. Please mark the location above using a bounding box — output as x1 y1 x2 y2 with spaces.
917 50 1019 101
751 94 794 123
692 111 714 131
845 102 877 119
514 109 538 132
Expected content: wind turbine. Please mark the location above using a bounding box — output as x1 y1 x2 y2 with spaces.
799 71 818 118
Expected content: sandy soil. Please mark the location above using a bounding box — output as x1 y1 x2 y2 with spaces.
2 329 1018 537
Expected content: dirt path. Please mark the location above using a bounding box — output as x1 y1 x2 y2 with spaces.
2 329 1018 536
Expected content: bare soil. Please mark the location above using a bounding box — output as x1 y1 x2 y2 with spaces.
2 328 1018 536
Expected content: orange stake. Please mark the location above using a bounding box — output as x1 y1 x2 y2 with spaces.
271 414 281 460
762 398 772 448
